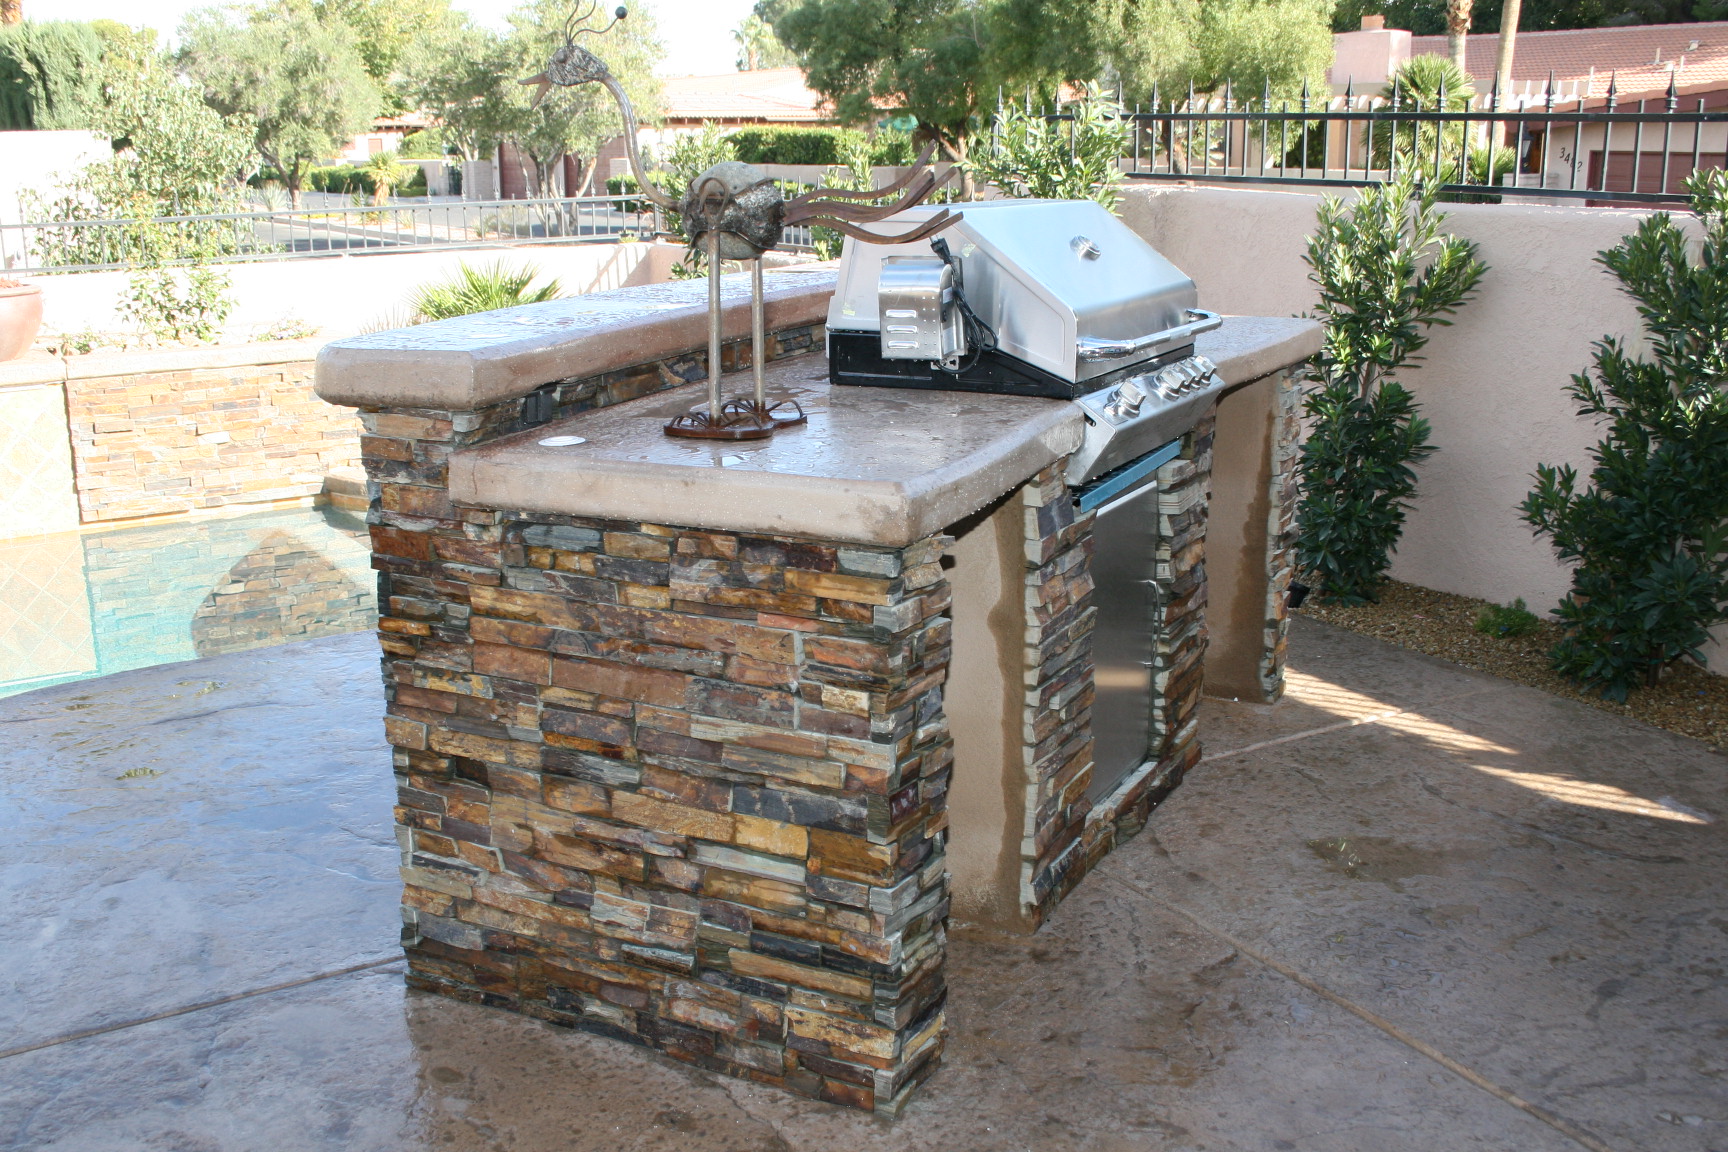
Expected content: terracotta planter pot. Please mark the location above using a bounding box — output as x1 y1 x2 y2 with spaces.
0 282 44 362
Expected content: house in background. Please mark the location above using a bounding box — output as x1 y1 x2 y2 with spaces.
1326 18 1728 197
335 112 434 165
485 66 829 199
601 66 830 181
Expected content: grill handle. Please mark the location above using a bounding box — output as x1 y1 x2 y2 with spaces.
1075 309 1223 362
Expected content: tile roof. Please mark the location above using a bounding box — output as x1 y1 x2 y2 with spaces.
1409 21 1728 100
659 68 829 123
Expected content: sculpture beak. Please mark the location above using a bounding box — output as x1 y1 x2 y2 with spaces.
520 73 553 108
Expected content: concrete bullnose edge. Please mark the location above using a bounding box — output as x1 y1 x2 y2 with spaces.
315 273 836 413
0 352 67 388
450 403 1085 547
68 338 325 381
1200 316 1322 389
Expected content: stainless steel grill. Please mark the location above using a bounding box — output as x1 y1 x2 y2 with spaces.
827 198 1229 803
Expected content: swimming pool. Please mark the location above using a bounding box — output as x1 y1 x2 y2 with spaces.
0 505 376 699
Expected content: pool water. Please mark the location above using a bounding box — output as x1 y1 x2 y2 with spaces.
0 506 376 699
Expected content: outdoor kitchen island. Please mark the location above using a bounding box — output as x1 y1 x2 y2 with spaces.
315 269 1320 1114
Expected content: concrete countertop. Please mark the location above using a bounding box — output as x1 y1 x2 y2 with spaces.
450 315 1320 547
315 267 838 412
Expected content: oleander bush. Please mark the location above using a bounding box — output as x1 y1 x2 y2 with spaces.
1521 170 1728 700
1294 173 1486 604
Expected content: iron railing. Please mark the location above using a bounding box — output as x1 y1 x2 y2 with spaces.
1093 75 1728 206
1 194 659 275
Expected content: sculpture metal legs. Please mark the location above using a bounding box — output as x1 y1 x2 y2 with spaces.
663 245 804 440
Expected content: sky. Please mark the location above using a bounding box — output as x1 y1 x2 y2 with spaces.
38 0 760 76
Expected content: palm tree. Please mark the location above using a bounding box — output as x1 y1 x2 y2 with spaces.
365 151 410 206
1446 0 1473 76
1371 56 1475 174
408 261 563 322
1493 0 1523 108
1371 57 1511 196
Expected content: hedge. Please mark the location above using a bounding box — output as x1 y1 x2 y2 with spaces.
725 127 849 166
0 21 104 131
722 126 922 167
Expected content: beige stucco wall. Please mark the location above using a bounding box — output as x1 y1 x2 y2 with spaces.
23 242 681 344
1120 183 1727 667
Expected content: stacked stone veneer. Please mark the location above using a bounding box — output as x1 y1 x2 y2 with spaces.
1009 414 1216 927
347 314 1294 1106
356 325 959 1112
1260 369 1303 701
65 355 357 522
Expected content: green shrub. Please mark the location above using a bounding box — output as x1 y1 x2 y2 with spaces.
408 261 564 322
867 128 918 167
1521 170 1728 700
0 21 104 130
726 126 858 166
964 84 1129 210
607 173 644 213
1294 173 1486 604
306 164 378 196
118 262 233 344
1475 598 1541 638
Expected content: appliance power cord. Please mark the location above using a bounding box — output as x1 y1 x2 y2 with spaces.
929 237 997 374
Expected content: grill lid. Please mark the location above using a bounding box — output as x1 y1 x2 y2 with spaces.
827 199 1206 384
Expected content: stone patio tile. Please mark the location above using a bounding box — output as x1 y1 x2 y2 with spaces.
0 633 397 1052
1111 667 1728 1152
1200 618 1502 758
2 622 1715 1150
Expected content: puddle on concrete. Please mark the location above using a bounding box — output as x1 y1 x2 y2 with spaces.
0 506 374 699
1306 836 1460 890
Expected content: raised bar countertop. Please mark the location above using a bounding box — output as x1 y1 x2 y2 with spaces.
449 315 1320 547
315 267 839 412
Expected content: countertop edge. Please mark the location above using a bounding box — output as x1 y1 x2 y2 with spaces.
314 276 835 413
453 451 924 546
1201 317 1322 388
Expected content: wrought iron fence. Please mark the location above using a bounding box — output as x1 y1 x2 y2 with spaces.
1093 76 1728 207
1 194 661 275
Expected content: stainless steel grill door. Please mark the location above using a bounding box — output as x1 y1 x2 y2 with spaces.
1086 477 1159 803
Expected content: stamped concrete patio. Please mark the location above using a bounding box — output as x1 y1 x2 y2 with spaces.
1 617 1722 1152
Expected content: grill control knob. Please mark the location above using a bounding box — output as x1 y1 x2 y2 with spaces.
1116 378 1146 411
1154 367 1183 396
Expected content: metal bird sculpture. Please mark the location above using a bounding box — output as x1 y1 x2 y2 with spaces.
523 1 958 439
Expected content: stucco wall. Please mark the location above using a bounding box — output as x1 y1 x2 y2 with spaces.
1119 184 1723 663
0 130 108 228
24 242 681 344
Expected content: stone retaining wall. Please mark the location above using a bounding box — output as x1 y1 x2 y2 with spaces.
65 353 356 523
0 340 357 537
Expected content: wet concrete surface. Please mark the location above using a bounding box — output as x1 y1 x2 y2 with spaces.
2 620 1723 1151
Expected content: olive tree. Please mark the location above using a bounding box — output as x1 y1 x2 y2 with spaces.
180 5 381 206
496 0 663 199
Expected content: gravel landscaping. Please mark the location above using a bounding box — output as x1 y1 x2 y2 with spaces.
1300 579 1728 751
